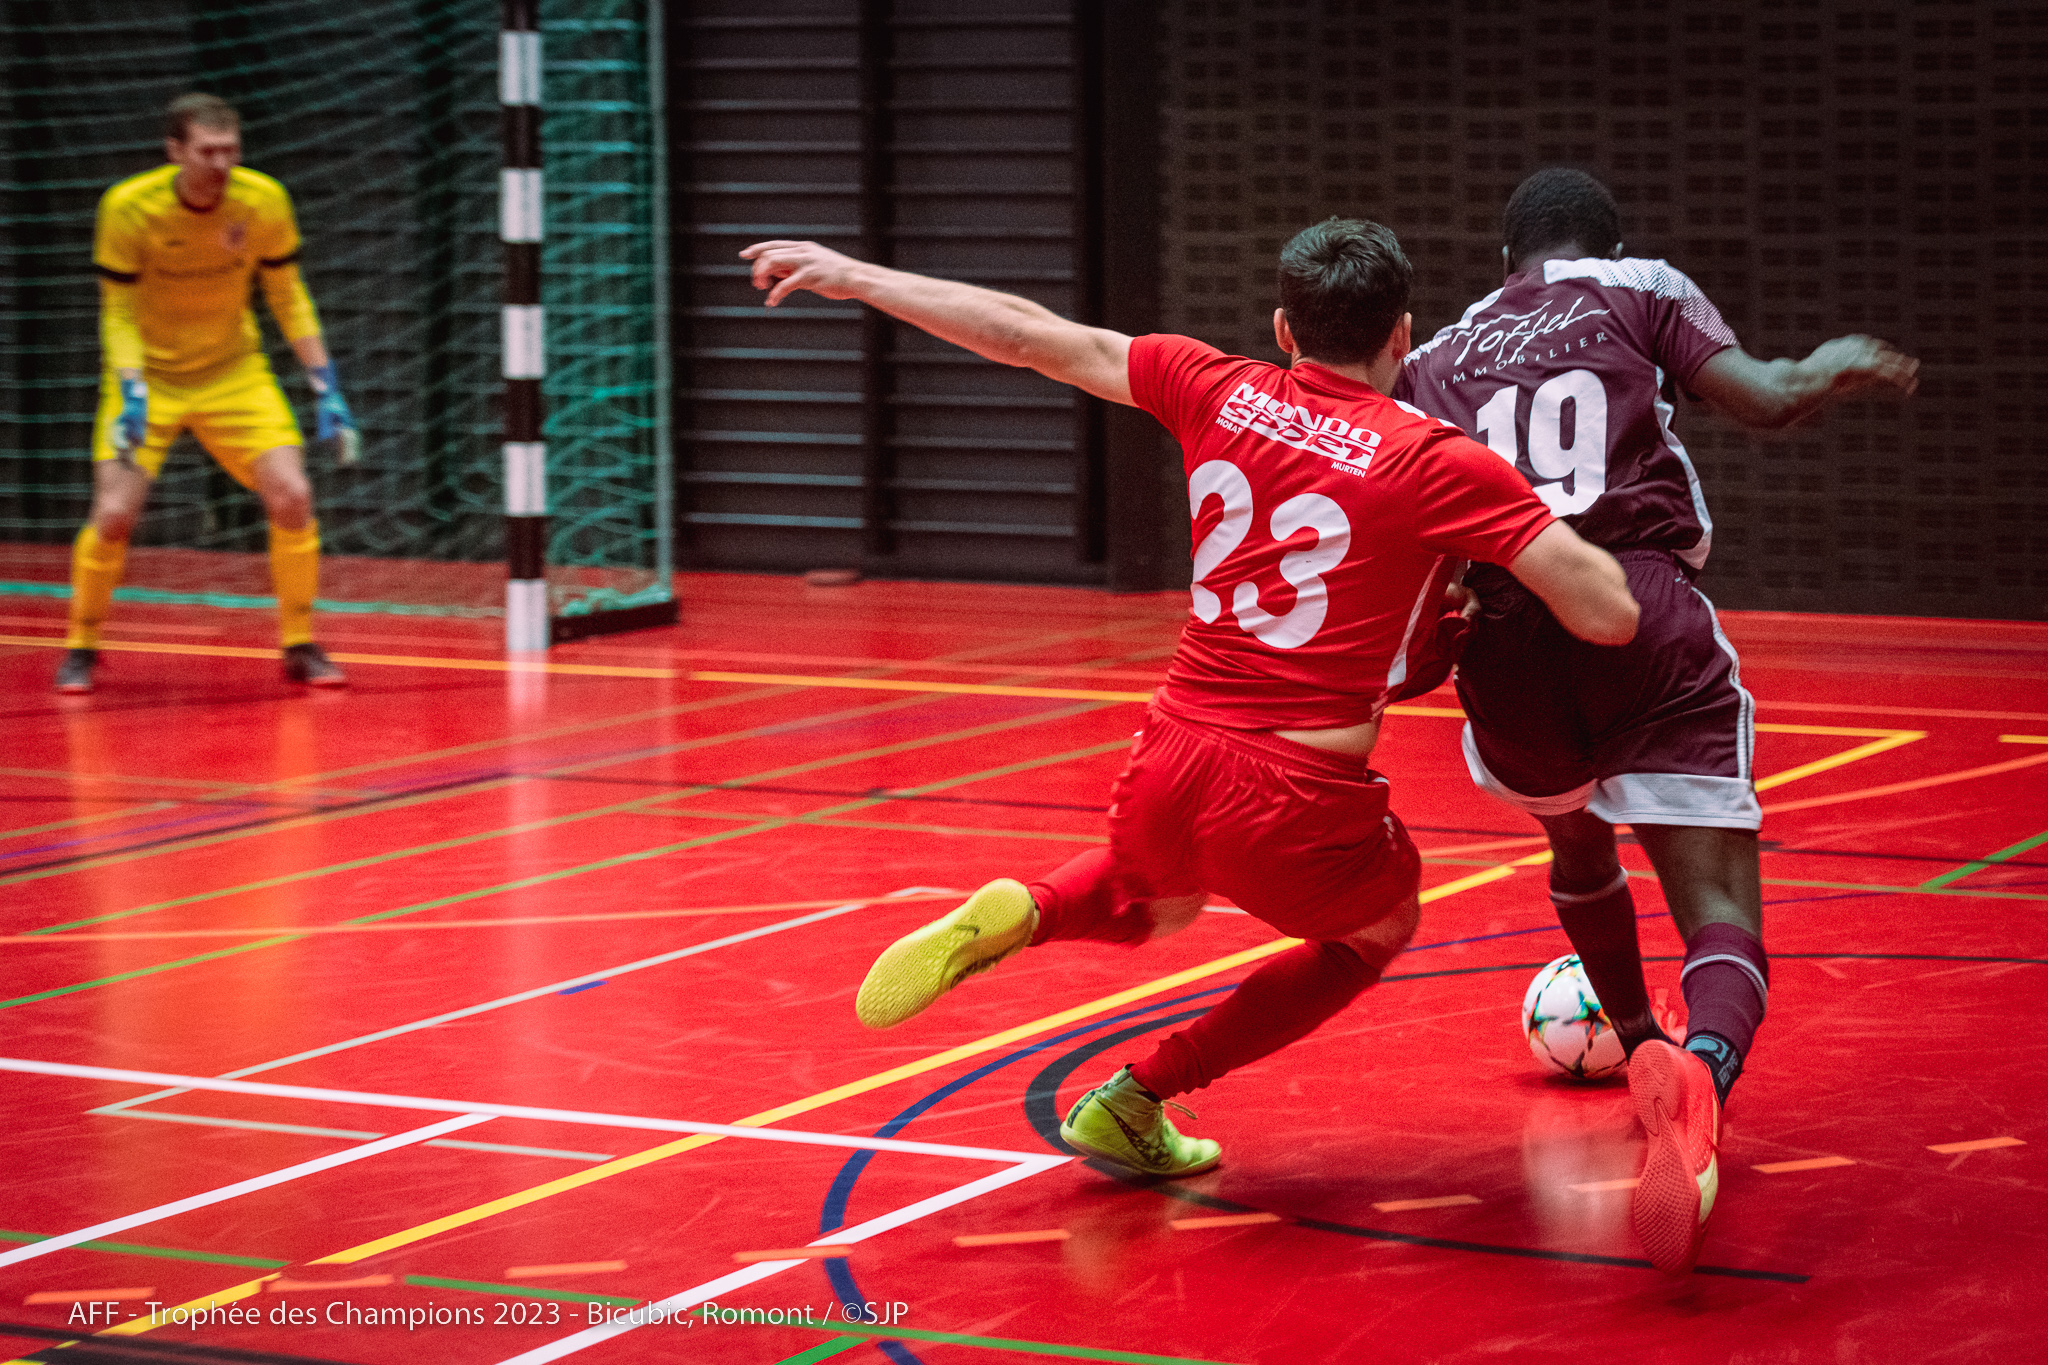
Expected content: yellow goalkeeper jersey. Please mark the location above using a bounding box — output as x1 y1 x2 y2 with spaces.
93 163 322 384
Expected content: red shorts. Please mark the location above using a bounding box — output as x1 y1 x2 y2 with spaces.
1107 702 1422 942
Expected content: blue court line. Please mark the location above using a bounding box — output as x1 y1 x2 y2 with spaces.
0 802 278 864
817 986 1241 1365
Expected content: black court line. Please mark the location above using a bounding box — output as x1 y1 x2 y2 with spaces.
0 772 508 880
1760 843 2048 872
1012 963 1812 1285
0 1321 355 1364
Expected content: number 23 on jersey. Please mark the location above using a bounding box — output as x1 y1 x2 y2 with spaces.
1187 459 1351 650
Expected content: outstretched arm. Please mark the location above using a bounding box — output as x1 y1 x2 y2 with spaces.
1688 335 1918 430
741 240 1135 405
1505 522 1639 646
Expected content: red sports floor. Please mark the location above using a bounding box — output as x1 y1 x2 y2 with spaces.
0 573 2043 1365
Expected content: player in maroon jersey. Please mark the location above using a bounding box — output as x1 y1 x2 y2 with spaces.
1396 169 1918 1272
742 220 1639 1179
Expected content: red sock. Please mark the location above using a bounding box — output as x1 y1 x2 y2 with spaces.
1027 847 1153 946
1129 941 1380 1098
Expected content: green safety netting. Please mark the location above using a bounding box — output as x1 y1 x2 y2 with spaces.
0 0 670 621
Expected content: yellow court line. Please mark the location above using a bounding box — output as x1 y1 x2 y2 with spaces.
17 647 1944 1312
1752 728 1925 793
0 629 1985 746
284 855 1548 1268
693 669 1151 703
1754 722 1925 738
2001 735 2048 745
62 726 1894 1313
0 634 675 679
0 893 966 944
92 1274 277 1340
689 675 1466 715
0 632 1580 714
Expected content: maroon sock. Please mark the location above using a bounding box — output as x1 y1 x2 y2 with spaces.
1130 941 1380 1098
1026 847 1153 946
1680 921 1769 1059
1550 870 1661 1051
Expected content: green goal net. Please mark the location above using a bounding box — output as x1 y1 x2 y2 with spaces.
0 0 670 631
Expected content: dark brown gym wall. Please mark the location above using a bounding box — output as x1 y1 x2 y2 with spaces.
1156 0 2047 620
667 1 1174 589
672 2 2043 615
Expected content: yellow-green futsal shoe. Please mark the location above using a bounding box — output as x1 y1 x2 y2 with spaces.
855 878 1038 1029
1060 1067 1222 1178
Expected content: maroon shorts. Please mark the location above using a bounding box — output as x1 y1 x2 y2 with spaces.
1455 549 1760 830
1106 703 1422 942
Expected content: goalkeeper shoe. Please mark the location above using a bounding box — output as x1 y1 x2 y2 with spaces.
1629 1038 1721 1274
282 643 347 687
1060 1067 1221 1178
54 649 97 694
854 878 1037 1029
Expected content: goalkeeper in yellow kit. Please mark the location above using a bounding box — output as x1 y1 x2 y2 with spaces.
58 93 353 693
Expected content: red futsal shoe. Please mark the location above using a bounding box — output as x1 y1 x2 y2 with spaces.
1628 1038 1720 1274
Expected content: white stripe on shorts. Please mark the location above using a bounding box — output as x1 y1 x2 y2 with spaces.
1586 771 1762 831
1460 722 1595 816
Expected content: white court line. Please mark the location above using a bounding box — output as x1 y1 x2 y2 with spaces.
98 1108 618 1162
91 888 951 1117
492 1154 1069 1365
5 1058 1048 1165
0 1113 492 1270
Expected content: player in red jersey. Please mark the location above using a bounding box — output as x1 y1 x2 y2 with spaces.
1397 169 1918 1272
743 219 1639 1178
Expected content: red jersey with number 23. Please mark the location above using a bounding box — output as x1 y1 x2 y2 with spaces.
1130 334 1555 732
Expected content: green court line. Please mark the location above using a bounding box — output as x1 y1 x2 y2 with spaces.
2 708 1116 1009
1 935 303 1008
772 1336 869 1364
3 685 888 907
4 621 1165 906
193 688 799 801
401 1275 640 1307
21 781 746 936
1760 877 2048 903
726 1315 1244 1365
1917 827 2048 891
0 1228 285 1269
6 625 1160 915
790 816 1107 845
15 687 1099 932
0 801 179 841
338 714 1112 932
0 578 499 617
1627 865 2048 904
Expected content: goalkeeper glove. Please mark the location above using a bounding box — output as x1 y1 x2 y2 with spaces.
307 361 360 466
111 374 149 460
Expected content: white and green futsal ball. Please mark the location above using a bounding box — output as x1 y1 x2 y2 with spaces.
1522 954 1626 1080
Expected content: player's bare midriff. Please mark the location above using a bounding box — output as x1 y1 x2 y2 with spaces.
1272 718 1380 758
